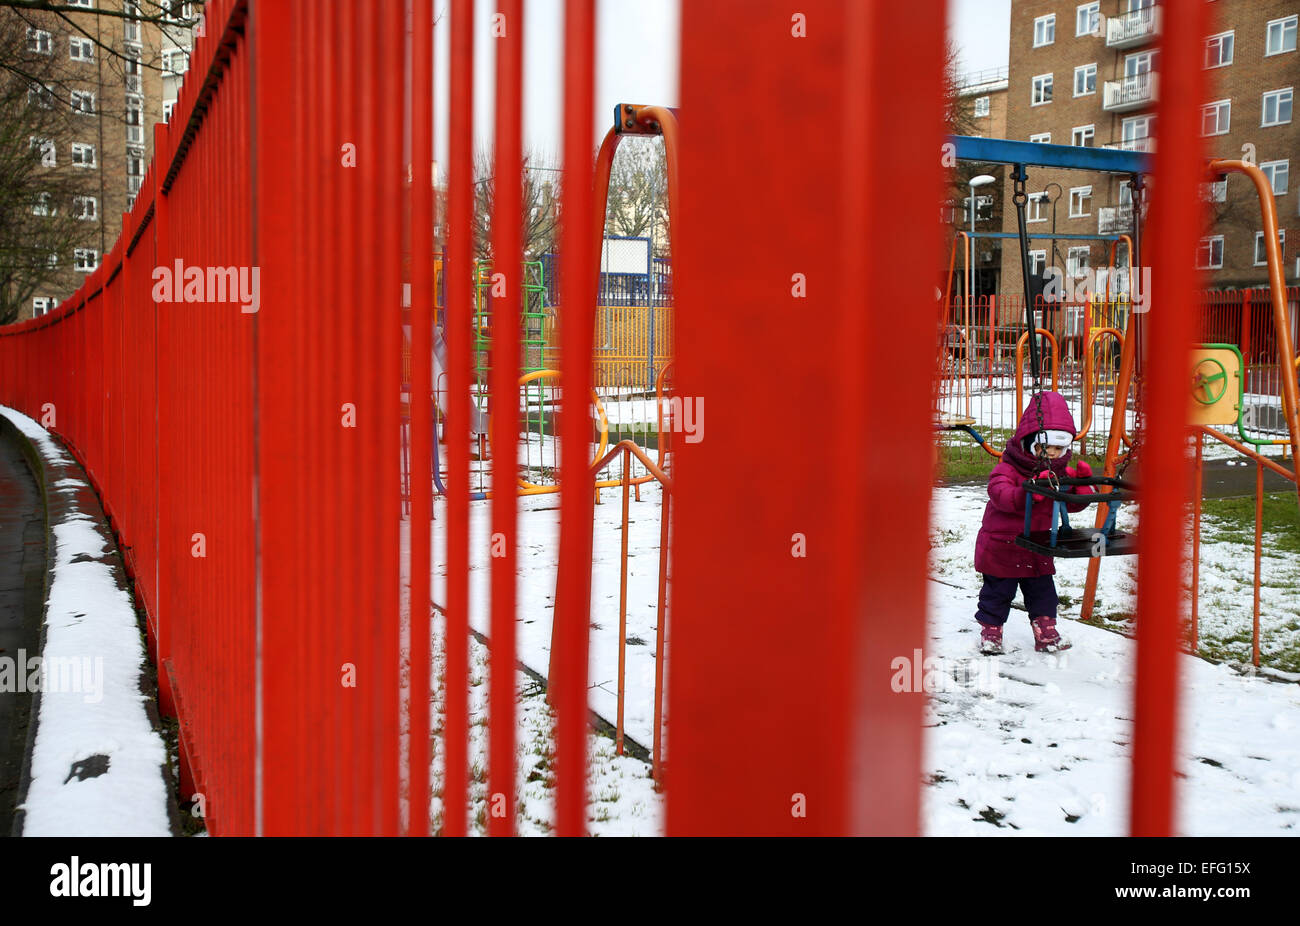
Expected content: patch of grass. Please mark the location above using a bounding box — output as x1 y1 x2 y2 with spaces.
1201 492 1300 555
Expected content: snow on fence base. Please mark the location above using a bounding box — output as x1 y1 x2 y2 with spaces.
0 406 172 837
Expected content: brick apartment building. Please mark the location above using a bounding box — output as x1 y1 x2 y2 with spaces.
953 67 1010 298
996 0 1300 299
15 0 195 322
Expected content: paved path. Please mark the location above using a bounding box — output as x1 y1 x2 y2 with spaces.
0 433 46 835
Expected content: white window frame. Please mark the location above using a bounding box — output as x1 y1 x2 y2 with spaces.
1201 99 1231 137
1029 132 1051 144
74 248 98 272
28 83 54 109
1073 63 1097 97
1029 250 1047 277
1262 160 1289 196
1197 236 1224 270
1205 32 1234 69
69 37 94 61
1266 15 1297 57
1125 50 1156 77
126 95 144 144
1032 73 1054 106
1071 124 1095 147
32 297 57 318
1262 88 1293 127
1034 14 1056 47
974 96 990 118
1076 3 1100 38
73 195 98 220
26 28 52 55
1069 186 1093 217
32 192 52 217
70 90 96 116
163 99 176 121
1255 230 1285 266
1027 192 1048 223
71 143 96 168
66 0 93 7
1067 246 1091 278
1122 114 1154 142
30 136 55 167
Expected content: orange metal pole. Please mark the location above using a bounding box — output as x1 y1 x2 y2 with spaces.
616 446 630 755
652 480 669 789
1199 425 1297 483
1191 434 1202 653
1254 461 1262 668
1015 328 1059 413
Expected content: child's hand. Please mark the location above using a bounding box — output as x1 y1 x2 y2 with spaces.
1066 459 1093 479
1032 470 1052 502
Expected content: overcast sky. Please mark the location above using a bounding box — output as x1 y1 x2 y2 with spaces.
433 0 1011 173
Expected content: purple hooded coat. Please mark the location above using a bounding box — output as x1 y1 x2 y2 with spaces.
974 392 1094 578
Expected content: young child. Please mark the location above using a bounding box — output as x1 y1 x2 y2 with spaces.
974 391 1094 654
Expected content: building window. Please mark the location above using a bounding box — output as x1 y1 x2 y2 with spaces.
73 196 97 220
66 0 93 7
74 249 98 272
1201 100 1231 137
124 50 142 92
32 297 58 318
1262 88 1293 127
69 37 94 61
1200 180 1227 203
974 96 990 118
32 192 52 216
1027 192 1048 223
1255 230 1285 266
1069 186 1092 217
1124 50 1157 78
70 90 96 115
163 100 176 121
28 83 54 109
1034 15 1055 47
1076 3 1100 37
1266 16 1297 56
1030 132 1051 144
126 96 144 143
1262 160 1289 196
1122 114 1154 144
1029 250 1047 277
1205 32 1234 69
1032 73 1053 105
1197 237 1224 270
1067 247 1090 277
26 28 51 54
1073 63 1097 96
71 143 96 168
29 136 55 167
124 1 141 43
1071 124 1095 147
163 48 190 75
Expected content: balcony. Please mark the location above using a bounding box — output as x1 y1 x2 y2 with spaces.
1103 73 1157 113
1102 137 1155 154
1106 6 1160 48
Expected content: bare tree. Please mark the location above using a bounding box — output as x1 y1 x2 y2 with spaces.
464 149 560 263
0 9 100 323
604 135 667 256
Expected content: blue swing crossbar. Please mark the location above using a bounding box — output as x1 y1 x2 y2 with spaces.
1017 476 1138 558
949 135 1152 175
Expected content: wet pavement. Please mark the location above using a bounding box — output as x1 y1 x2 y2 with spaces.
0 433 46 835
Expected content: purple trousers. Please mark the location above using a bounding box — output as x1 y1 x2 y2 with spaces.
975 574 1059 627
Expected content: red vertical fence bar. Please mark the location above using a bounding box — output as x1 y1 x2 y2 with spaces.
555 0 596 837
489 0 523 836
1132 0 1208 836
668 0 942 834
443 0 475 836
408 0 435 838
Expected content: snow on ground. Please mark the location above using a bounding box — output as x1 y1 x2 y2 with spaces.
1 405 171 837
432 465 1299 835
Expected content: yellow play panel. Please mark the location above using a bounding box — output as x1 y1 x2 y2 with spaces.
1189 344 1243 426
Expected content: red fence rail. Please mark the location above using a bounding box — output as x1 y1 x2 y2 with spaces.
0 0 1217 835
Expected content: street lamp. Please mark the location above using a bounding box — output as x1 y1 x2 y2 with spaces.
964 174 996 414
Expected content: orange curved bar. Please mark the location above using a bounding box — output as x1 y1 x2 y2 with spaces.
1209 159 1300 509
1014 328 1060 415
1078 326 1124 444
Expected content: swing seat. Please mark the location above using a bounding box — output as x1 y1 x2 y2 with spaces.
1015 475 1138 558
1015 527 1137 558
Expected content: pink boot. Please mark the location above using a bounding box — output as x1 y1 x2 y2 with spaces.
978 621 1003 656
1030 616 1071 652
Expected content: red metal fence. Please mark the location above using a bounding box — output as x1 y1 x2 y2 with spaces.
0 0 1222 835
